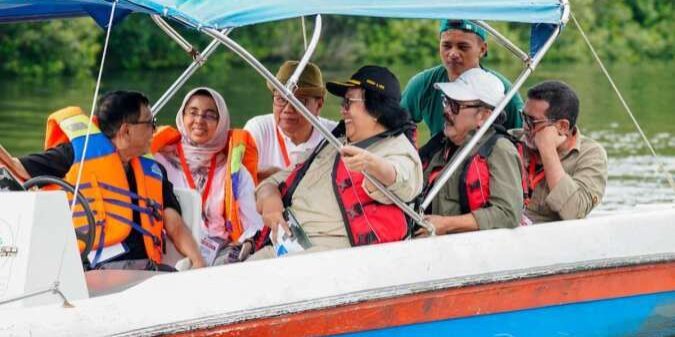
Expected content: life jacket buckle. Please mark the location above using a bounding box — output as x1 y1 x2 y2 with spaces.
346 203 364 219
147 200 162 222
337 178 353 191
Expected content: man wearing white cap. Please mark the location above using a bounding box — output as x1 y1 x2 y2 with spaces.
416 68 524 236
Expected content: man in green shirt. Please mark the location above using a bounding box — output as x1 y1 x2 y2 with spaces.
401 20 523 136
416 68 523 236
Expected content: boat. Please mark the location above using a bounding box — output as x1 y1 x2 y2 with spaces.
0 1 674 336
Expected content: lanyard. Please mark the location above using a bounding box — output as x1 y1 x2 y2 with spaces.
528 155 546 192
176 143 217 209
275 127 291 168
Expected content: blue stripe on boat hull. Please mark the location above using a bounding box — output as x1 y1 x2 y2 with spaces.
337 291 675 337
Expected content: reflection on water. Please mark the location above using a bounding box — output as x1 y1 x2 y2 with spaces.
0 62 673 209
602 156 675 210
588 130 675 157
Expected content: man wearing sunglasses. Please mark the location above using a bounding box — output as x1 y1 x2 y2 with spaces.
416 68 524 236
518 81 607 223
245 61 337 181
1 91 205 271
401 20 524 138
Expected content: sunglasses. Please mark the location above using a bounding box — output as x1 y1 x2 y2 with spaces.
522 112 551 129
441 95 484 115
184 110 219 122
273 94 311 108
341 97 365 110
128 116 157 129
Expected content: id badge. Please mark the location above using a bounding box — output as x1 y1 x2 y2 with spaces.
273 208 312 257
87 242 129 265
200 236 228 266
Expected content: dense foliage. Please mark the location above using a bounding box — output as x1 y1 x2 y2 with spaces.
0 0 671 78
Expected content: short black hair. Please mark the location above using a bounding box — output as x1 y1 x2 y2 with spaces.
364 90 411 131
363 90 415 143
527 80 579 128
95 90 150 138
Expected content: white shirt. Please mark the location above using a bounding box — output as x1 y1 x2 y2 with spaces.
244 114 338 169
154 153 263 242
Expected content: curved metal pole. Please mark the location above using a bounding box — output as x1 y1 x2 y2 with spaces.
474 20 529 63
301 16 308 50
286 15 322 92
151 29 232 116
561 0 571 24
420 25 562 211
151 15 195 56
202 27 434 233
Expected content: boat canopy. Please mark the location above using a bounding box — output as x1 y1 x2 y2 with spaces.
130 0 566 27
0 0 153 28
1 0 566 27
0 0 567 56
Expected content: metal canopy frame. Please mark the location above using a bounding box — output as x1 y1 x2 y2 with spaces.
148 6 567 234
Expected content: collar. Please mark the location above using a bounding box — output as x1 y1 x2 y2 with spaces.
558 127 581 159
278 125 322 150
442 127 496 160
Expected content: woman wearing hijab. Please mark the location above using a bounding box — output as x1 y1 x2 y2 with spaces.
254 66 423 259
152 87 263 265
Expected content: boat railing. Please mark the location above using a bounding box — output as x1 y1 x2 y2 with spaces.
150 29 232 115
150 15 196 57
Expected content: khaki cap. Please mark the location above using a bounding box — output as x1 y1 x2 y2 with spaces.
267 60 326 97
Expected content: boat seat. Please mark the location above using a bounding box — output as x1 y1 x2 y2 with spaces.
163 188 202 269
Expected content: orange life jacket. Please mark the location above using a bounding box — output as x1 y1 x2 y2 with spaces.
151 126 258 242
45 107 165 266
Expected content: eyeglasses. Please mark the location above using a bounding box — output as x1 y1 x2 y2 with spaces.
441 95 484 115
273 95 311 108
184 110 219 122
522 112 551 129
128 116 157 129
341 97 365 110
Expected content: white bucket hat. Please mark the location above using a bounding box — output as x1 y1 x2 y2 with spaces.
434 68 505 107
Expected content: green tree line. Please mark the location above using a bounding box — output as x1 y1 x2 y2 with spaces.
0 0 671 78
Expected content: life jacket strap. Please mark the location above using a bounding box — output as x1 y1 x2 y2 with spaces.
90 220 106 267
98 181 155 204
106 212 162 247
102 197 162 222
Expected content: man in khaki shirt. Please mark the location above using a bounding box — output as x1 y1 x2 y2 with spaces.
416 68 524 236
519 80 608 223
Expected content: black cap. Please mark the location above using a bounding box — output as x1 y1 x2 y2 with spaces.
326 65 401 101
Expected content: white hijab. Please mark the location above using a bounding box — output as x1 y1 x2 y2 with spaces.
156 87 263 241
175 87 230 191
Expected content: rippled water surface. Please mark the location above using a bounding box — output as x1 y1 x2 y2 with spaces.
0 61 673 210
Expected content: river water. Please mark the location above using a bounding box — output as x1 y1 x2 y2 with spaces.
0 61 673 211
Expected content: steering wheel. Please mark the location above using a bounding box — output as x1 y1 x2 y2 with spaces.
22 176 96 262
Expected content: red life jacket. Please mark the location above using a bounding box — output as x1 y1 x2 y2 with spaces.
421 127 529 213
280 123 411 247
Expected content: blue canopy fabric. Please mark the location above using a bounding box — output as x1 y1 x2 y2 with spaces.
0 0 566 55
0 0 153 27
131 0 566 28
1 0 566 27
